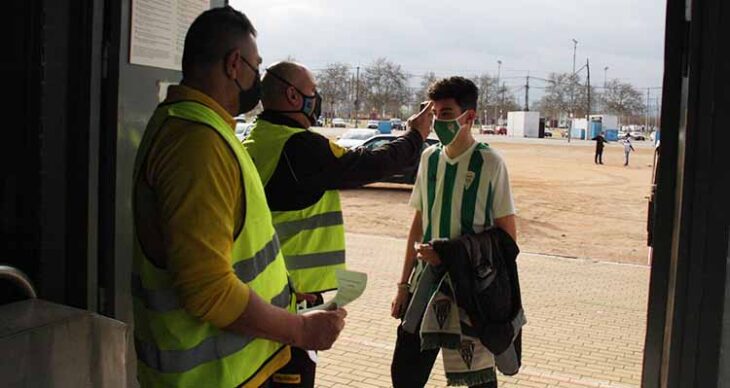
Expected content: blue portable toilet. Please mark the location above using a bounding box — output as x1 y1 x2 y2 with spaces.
588 120 602 139
605 129 619 141
377 120 392 134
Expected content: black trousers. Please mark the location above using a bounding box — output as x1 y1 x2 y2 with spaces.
595 149 604 164
269 293 324 388
391 325 498 388
268 347 316 387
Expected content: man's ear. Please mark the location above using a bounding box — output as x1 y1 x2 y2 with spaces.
286 87 299 105
223 49 240 80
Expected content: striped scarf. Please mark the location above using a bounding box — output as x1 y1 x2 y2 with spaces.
403 267 496 386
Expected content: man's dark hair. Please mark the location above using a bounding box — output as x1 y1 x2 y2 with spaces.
182 6 256 76
427 76 478 111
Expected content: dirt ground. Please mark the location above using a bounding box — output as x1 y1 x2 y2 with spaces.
339 136 655 265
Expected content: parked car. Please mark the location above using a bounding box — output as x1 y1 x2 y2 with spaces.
544 129 553 137
366 120 379 129
335 128 379 148
360 135 440 184
630 131 646 141
332 118 347 128
479 126 506 135
316 117 324 127
390 118 403 130
235 122 254 141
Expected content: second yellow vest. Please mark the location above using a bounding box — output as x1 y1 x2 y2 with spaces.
244 119 346 293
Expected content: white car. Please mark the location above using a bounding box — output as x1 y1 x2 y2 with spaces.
235 122 254 141
336 128 379 149
366 120 379 129
332 118 347 128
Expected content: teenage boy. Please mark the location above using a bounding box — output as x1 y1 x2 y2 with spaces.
390 76 517 388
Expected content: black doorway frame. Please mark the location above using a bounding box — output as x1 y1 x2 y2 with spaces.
642 0 730 386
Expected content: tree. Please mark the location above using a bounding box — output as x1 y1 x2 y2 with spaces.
499 86 522 116
415 72 438 105
600 80 645 125
538 73 576 119
315 63 351 119
362 58 409 118
472 75 496 109
537 72 596 120
470 74 499 124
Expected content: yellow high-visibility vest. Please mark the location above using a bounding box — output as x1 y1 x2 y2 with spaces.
244 119 346 293
132 101 295 387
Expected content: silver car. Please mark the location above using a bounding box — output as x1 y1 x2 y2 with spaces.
335 128 379 148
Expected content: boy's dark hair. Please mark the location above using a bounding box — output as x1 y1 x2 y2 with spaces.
427 76 478 111
182 6 257 76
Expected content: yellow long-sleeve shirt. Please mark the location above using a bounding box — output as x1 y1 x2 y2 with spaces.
134 84 249 328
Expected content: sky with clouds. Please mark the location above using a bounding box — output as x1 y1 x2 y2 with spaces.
231 0 666 103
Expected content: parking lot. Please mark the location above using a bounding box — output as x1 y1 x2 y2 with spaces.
315 127 656 265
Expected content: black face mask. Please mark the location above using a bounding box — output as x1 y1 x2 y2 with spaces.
266 70 322 126
235 55 262 114
235 76 261 114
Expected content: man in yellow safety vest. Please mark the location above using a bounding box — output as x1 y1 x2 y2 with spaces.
245 60 433 387
131 7 346 387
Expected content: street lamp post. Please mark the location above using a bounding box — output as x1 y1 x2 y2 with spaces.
569 39 578 143
604 66 609 87
495 60 502 126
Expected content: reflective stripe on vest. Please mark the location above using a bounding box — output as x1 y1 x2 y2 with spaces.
131 235 285 313
245 119 347 293
132 101 294 388
275 211 343 242
133 282 292 374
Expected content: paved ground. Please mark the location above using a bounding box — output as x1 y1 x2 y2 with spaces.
316 233 650 388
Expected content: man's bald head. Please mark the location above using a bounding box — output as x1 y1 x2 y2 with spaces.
261 61 313 109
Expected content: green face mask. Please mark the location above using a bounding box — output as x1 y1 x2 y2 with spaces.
433 111 469 145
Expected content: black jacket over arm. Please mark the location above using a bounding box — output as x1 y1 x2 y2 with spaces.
432 227 524 375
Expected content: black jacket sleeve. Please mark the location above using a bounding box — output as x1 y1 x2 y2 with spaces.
285 129 424 191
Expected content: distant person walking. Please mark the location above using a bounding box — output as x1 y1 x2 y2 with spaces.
591 132 608 164
622 136 635 166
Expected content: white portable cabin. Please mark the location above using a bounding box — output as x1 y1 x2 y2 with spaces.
507 111 540 138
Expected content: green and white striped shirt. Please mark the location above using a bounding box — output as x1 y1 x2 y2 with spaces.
409 141 515 284
410 141 515 239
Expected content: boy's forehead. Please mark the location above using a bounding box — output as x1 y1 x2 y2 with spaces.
433 98 460 111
